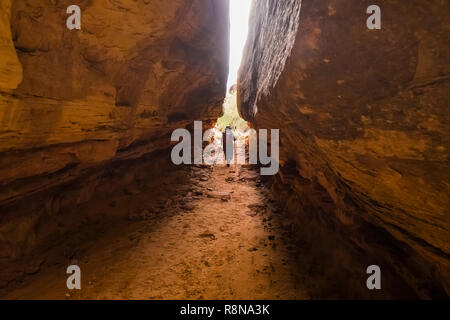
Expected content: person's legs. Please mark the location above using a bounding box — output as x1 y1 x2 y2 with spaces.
225 137 233 167
226 153 231 167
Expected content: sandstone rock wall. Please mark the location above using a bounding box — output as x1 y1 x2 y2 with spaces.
0 1 228 261
0 0 22 91
238 0 449 298
0 0 228 204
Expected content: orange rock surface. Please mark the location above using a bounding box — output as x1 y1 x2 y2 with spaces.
238 0 449 298
0 0 228 262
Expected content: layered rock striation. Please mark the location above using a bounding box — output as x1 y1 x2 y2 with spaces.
0 0 229 263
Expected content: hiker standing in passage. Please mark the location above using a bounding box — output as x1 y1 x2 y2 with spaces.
222 126 235 167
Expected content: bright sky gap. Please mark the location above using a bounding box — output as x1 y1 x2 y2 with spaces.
227 0 252 89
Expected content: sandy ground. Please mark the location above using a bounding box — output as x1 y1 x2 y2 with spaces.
1 162 309 300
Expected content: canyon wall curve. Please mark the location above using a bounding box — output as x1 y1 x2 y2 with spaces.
0 0 229 267
238 0 449 298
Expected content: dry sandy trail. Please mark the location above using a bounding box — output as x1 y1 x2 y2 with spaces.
1 164 308 300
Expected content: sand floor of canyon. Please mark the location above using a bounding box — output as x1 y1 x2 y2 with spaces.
1 164 310 300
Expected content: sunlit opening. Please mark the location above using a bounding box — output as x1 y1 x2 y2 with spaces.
210 0 252 165
227 0 252 90
216 0 252 135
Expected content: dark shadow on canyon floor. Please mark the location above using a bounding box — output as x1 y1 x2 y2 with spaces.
0 149 418 299
0 152 309 299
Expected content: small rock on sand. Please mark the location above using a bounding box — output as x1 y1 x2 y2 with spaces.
182 203 196 211
221 194 231 202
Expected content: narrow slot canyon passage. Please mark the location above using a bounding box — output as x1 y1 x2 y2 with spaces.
1 0 310 300
2 0 311 300
0 0 449 301
2 163 309 299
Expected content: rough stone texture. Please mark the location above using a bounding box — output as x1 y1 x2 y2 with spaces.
0 1 228 262
238 0 449 298
0 0 22 91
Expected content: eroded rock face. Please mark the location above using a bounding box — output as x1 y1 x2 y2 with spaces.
0 0 22 91
0 1 228 262
238 0 449 298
